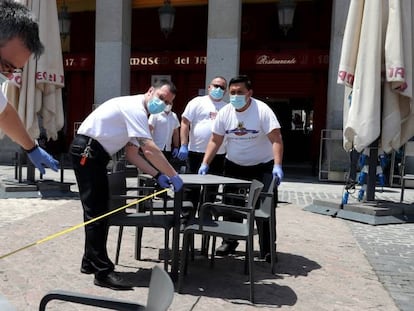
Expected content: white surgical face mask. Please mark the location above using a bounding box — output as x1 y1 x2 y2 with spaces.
148 96 166 114
229 95 246 109
164 104 172 112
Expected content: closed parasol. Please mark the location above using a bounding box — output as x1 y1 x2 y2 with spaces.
2 0 64 141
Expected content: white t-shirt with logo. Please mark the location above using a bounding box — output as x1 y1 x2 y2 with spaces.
148 111 180 151
213 97 281 166
181 95 227 154
77 94 151 155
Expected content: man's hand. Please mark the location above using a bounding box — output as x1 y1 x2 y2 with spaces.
272 164 283 185
156 173 170 188
171 148 179 158
198 163 209 175
26 146 59 175
177 145 188 161
170 175 184 192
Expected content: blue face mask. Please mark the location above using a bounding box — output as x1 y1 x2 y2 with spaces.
0 72 9 85
230 95 246 110
209 87 224 100
148 96 166 114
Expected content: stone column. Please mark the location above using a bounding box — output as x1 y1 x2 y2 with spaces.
326 0 350 129
94 0 131 107
205 0 241 93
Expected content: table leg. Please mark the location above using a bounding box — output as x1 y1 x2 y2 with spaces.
171 188 183 281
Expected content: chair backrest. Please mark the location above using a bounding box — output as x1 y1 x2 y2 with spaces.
145 265 175 311
0 294 16 311
258 174 277 216
246 179 265 209
402 141 414 175
108 171 128 210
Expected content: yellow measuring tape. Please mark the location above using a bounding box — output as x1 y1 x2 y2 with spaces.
0 188 168 260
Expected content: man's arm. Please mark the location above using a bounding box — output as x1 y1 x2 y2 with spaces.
0 103 36 150
179 117 190 146
201 133 224 165
267 128 284 165
125 139 177 177
172 127 179 149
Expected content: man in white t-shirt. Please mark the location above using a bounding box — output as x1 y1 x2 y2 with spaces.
70 79 183 290
0 1 59 175
177 76 228 209
199 75 284 258
148 103 180 166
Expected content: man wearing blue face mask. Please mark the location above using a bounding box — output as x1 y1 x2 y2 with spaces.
178 76 228 213
198 75 284 259
70 79 183 290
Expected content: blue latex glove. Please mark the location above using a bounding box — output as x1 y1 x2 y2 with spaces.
198 163 209 175
177 145 188 161
27 146 59 175
272 164 284 185
170 174 184 192
171 147 179 158
156 173 170 188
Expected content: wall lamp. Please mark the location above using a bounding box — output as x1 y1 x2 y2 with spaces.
158 0 176 38
278 0 296 36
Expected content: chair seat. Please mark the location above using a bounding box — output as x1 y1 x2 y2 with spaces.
254 209 269 219
184 220 250 239
402 174 414 180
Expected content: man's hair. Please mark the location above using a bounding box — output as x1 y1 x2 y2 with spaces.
152 79 177 95
211 75 227 88
0 0 44 59
229 75 252 90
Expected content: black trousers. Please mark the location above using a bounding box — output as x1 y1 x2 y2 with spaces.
223 159 274 256
185 152 225 210
70 134 114 276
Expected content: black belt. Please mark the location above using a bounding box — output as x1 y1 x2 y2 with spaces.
71 134 110 162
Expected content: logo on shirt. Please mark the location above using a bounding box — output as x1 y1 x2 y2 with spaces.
209 111 217 120
225 122 259 136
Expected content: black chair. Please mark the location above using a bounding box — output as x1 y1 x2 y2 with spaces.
254 174 278 274
212 174 279 273
178 179 264 303
39 265 174 311
400 141 414 202
107 170 175 271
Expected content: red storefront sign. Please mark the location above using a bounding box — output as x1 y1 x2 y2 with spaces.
63 50 329 71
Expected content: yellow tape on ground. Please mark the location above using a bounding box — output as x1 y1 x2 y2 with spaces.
0 188 168 260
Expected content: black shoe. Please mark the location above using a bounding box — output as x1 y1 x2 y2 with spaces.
94 272 133 290
264 252 278 263
81 264 97 275
216 241 239 256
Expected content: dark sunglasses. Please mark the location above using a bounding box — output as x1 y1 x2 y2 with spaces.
212 84 226 90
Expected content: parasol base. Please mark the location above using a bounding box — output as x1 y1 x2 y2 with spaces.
304 199 414 225
0 178 77 199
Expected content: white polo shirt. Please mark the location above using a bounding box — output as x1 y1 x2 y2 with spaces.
181 95 227 154
148 111 180 151
77 94 152 155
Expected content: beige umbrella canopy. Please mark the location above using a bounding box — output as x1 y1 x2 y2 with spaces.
338 0 413 154
1 0 64 142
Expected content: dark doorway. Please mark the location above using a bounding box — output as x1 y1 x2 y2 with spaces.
266 98 314 176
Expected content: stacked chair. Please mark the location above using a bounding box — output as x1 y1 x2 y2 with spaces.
39 265 174 310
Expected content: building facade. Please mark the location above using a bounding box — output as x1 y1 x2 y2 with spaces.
1 0 349 177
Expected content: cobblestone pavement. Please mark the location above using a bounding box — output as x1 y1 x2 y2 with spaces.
0 166 413 310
